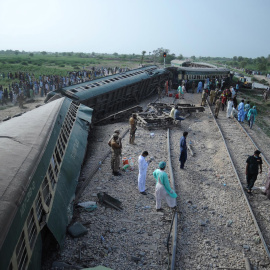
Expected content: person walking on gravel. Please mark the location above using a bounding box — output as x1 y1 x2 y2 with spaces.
237 100 245 122
244 101 250 120
215 98 221 118
247 106 257 129
153 162 177 211
179 131 188 169
138 151 151 195
246 150 263 194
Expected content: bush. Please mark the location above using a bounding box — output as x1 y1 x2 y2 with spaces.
251 76 258 82
22 61 28 65
73 66 80 70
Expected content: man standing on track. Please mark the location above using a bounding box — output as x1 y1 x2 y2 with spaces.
110 133 122 176
138 151 151 195
129 113 137 144
246 150 263 194
227 98 233 118
238 99 245 122
153 161 177 211
201 90 207 106
179 131 188 169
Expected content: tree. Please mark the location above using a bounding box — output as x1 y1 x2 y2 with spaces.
29 53 34 57
258 62 267 71
238 56 243 62
233 56 237 61
41 51 47 55
240 61 247 68
14 50 19 55
113 52 118 57
141 50 146 64
191 55 196 61
178 54 183 60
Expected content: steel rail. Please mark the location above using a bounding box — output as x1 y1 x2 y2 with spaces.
208 101 270 260
166 128 178 270
233 119 270 167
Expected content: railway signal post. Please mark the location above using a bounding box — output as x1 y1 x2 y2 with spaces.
163 52 166 68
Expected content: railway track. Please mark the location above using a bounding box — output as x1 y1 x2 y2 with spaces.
208 102 270 261
166 128 178 270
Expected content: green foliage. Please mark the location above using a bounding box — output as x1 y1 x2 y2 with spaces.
251 76 258 82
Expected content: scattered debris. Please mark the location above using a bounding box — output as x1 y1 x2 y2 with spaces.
68 222 88 238
97 192 123 210
77 201 97 212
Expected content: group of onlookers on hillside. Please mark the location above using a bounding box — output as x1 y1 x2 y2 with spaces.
0 66 129 106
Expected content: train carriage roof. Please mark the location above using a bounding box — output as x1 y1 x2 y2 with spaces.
0 98 65 248
169 66 230 74
61 66 166 101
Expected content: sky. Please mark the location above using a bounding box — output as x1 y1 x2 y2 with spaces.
0 0 269 58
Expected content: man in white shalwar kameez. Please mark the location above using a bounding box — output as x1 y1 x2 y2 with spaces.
153 161 177 211
227 98 234 118
138 151 150 195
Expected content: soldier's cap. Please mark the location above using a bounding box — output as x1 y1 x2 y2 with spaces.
114 129 120 134
112 133 119 139
159 161 166 169
254 150 261 155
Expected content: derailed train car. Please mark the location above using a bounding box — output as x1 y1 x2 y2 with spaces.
46 65 171 121
0 98 92 270
167 66 231 89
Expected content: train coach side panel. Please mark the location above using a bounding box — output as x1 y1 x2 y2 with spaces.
46 105 92 245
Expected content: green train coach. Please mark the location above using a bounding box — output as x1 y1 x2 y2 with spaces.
167 66 231 89
46 65 170 121
0 98 92 270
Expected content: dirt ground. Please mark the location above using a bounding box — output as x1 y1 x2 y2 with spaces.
0 97 46 122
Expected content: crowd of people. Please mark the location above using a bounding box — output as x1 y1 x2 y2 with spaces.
0 66 130 106
195 85 259 129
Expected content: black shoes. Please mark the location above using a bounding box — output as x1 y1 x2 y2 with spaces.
156 208 164 212
140 191 147 195
113 171 122 176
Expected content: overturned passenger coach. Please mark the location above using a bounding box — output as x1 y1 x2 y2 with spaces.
0 98 92 270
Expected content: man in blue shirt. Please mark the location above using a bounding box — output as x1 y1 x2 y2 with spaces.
179 131 188 169
174 106 185 122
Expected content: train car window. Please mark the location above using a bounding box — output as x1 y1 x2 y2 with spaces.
27 209 37 249
35 193 43 222
42 177 51 207
71 90 78 93
84 86 89 89
16 232 28 270
110 79 115 82
55 148 62 164
105 80 111 83
48 164 57 189
114 78 119 81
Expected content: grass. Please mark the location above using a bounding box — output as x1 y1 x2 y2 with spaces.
0 53 141 88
